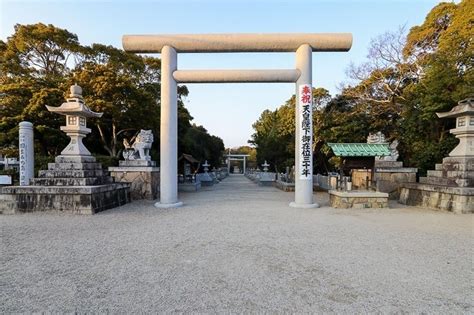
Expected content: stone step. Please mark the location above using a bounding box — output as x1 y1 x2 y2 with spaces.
435 164 444 171
55 155 97 164
48 162 102 171
38 169 104 178
374 161 403 168
119 160 156 167
31 176 114 186
427 170 443 178
441 157 474 171
419 176 457 186
427 169 474 179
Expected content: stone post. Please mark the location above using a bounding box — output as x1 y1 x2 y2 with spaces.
19 121 34 186
156 45 183 208
290 44 319 208
243 156 246 174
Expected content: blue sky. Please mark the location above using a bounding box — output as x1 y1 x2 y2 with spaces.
1 0 445 147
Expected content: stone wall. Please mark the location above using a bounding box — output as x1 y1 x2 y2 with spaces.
375 171 417 198
399 183 473 214
0 183 130 215
273 180 295 192
109 168 159 200
329 190 388 209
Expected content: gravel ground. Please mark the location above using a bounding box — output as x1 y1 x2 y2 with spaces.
1 175 473 313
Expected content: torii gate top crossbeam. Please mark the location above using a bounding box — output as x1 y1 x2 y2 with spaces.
122 33 352 53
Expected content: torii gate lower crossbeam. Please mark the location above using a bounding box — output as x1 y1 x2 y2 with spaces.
122 33 352 209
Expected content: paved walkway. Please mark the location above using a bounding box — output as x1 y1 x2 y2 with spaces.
1 175 473 313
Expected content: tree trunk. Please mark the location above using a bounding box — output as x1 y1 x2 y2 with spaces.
96 123 113 156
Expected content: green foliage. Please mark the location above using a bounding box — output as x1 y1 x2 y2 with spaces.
94 155 120 169
251 0 471 175
34 155 54 176
250 88 332 172
183 124 225 168
0 23 224 169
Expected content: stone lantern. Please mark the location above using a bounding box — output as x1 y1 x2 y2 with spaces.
0 84 130 215
46 84 102 157
398 98 474 213
262 160 270 172
203 160 210 173
437 98 474 157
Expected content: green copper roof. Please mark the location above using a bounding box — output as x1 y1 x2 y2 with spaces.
327 143 390 157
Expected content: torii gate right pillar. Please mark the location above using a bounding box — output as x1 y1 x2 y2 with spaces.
290 44 318 208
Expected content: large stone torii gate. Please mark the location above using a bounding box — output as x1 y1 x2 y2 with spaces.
122 33 352 209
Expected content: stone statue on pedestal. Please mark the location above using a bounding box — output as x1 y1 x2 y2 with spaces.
123 129 154 161
367 131 399 161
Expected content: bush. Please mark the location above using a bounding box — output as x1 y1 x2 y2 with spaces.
35 155 55 176
94 155 120 169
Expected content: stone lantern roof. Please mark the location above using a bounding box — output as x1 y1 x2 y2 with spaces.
46 84 103 118
436 97 474 118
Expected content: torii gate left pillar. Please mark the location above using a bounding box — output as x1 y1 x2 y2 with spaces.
159 45 182 207
123 33 352 208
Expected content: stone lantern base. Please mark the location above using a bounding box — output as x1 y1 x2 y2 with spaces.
399 156 474 213
0 155 130 214
109 160 160 200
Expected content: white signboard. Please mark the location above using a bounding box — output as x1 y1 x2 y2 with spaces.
0 175 12 185
299 84 312 180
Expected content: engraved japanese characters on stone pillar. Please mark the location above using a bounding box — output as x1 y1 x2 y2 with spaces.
19 121 34 186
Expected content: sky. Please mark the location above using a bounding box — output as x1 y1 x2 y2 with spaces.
1 0 445 148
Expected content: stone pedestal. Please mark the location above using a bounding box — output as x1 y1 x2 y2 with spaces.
109 160 159 200
178 181 201 192
259 172 276 186
0 85 131 214
274 180 295 192
329 190 388 209
0 155 130 214
374 160 417 199
399 156 474 213
210 171 219 184
196 172 214 186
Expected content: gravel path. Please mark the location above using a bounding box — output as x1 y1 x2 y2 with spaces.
1 175 473 313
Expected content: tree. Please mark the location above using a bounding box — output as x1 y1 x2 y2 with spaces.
1 23 82 82
0 23 226 167
250 88 332 172
0 23 82 156
182 124 225 167
397 0 473 172
339 0 472 174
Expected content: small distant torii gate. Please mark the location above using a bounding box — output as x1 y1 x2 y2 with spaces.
225 154 250 174
122 33 352 209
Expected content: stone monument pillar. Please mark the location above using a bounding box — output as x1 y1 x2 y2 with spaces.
19 121 34 186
